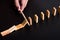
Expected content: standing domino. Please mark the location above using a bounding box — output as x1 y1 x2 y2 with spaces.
52 7 57 16
41 12 45 21
46 10 50 19
34 14 38 23
58 6 60 14
28 17 32 25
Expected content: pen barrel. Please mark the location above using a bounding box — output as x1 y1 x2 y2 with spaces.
20 11 30 26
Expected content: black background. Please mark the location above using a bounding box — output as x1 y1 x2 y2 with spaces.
0 0 60 40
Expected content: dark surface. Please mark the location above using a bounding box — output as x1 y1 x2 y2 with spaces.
0 0 60 40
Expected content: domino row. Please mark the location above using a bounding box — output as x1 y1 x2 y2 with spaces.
28 6 60 26
1 6 60 36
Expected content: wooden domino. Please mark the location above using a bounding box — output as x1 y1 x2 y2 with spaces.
28 17 32 25
52 7 57 16
46 10 50 19
15 20 27 31
1 25 16 36
1 20 27 36
58 6 60 14
41 12 45 21
34 14 38 23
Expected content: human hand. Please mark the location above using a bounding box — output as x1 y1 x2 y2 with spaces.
15 0 28 12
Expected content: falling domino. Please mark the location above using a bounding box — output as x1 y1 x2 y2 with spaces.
1 20 27 36
41 12 45 21
15 20 27 31
58 6 60 14
34 14 38 23
52 7 57 16
28 17 32 25
1 25 16 36
46 9 50 19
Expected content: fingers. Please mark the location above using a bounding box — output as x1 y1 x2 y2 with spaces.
15 0 21 11
15 0 28 12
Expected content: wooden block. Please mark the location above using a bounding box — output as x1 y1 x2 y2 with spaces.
46 9 50 19
1 20 28 36
1 25 16 36
15 20 27 31
41 12 45 21
58 6 60 14
34 14 38 23
28 17 32 25
52 7 57 16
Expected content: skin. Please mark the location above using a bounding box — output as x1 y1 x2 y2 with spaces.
15 0 28 12
1 0 29 36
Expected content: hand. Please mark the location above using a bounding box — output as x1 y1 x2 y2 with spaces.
15 0 28 12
